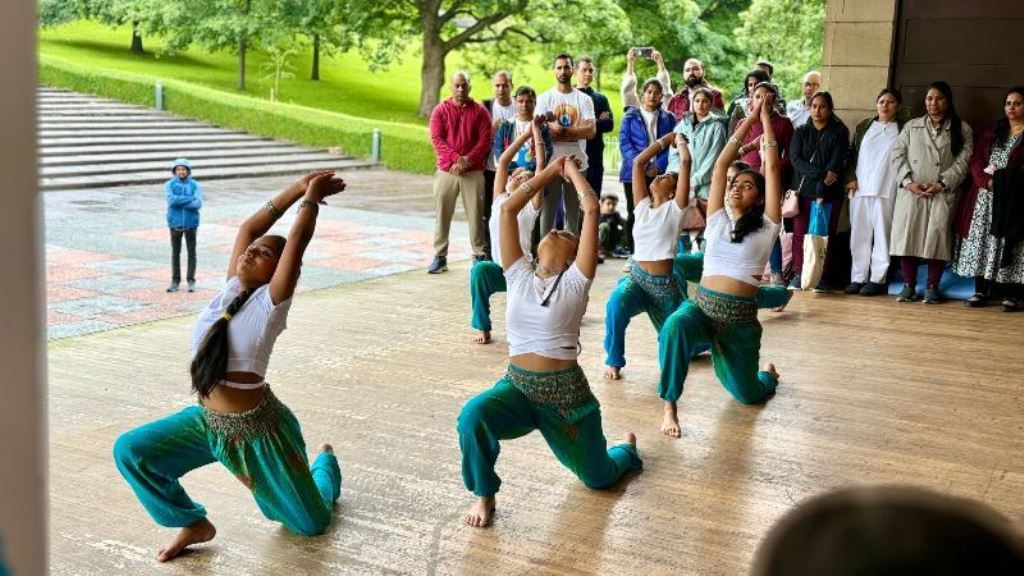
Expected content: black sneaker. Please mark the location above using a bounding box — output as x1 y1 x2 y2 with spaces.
896 284 916 302
844 282 864 295
860 282 885 296
427 256 448 274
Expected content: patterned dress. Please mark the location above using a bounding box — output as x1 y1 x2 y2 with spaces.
953 133 1024 283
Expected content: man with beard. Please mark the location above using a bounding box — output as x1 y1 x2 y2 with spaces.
481 71 517 259
667 58 725 120
535 53 596 236
574 56 614 195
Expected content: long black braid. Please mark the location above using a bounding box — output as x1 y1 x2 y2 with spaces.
730 169 767 243
190 290 253 397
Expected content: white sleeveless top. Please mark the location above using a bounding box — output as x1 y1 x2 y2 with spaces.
504 256 592 360
490 193 539 265
190 277 292 379
702 209 780 286
631 197 684 261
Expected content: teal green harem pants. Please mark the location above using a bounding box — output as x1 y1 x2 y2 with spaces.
458 365 642 497
113 388 341 536
470 260 506 332
658 286 779 405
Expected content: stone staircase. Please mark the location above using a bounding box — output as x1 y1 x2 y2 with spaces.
38 87 377 191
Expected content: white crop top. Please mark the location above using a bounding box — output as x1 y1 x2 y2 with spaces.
632 197 685 261
190 277 292 378
702 209 780 286
504 256 592 360
490 193 539 265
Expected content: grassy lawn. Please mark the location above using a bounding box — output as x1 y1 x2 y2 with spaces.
39 21 628 128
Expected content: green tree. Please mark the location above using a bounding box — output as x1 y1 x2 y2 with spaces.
38 0 152 54
732 0 825 98
299 0 353 81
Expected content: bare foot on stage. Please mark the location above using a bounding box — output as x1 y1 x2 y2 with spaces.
603 365 622 380
763 362 780 381
157 517 217 562
465 496 496 528
318 443 334 454
624 431 637 450
661 401 681 438
473 330 492 345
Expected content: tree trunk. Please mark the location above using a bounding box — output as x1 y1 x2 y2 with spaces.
130 22 144 54
311 34 320 81
418 22 446 118
238 36 247 91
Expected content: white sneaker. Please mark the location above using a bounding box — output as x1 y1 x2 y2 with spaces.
622 262 631 273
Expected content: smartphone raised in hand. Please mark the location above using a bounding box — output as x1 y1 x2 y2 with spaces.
634 47 654 58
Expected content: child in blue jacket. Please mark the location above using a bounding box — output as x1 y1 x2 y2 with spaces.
165 158 203 292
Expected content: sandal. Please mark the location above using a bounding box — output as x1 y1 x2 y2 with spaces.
965 293 987 308
1001 298 1021 312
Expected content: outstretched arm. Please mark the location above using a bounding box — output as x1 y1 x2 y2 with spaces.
759 102 782 223
708 99 763 216
268 173 346 304
499 159 566 270
564 160 600 279
633 132 676 206
674 134 692 210
227 170 333 282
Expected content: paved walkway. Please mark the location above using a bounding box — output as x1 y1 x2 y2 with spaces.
42 89 471 340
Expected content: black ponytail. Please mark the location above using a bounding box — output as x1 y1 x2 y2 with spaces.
730 169 767 243
191 290 253 397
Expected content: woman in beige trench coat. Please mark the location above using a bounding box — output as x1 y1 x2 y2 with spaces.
891 81 973 304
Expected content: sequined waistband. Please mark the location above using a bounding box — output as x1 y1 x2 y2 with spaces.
202 387 285 442
693 287 758 324
506 364 595 415
630 261 683 305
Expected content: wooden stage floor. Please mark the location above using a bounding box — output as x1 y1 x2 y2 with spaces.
48 260 1024 575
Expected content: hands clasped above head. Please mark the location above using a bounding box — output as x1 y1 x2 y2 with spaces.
305 170 347 205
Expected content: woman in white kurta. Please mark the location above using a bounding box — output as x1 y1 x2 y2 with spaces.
890 81 973 304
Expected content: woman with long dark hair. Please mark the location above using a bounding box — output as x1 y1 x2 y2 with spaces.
844 88 905 296
458 156 642 528
788 91 850 291
657 97 783 438
113 171 346 562
891 81 973 304
953 86 1024 310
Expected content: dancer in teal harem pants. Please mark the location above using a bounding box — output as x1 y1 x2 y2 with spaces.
658 88 785 438
113 171 347 562
459 156 641 528
471 122 544 344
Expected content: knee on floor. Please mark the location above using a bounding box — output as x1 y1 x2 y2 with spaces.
287 508 333 537
729 383 768 405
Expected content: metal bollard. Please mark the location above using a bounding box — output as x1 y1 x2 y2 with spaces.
155 82 164 111
371 128 381 162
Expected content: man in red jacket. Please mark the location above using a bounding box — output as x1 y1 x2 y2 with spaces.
667 58 725 120
428 71 493 274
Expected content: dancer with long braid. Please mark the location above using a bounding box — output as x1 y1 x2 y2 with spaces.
471 122 545 344
658 98 783 438
113 170 346 561
603 132 691 380
458 156 642 528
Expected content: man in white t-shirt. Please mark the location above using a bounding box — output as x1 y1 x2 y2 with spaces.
536 54 596 237
786 71 821 129
481 71 517 259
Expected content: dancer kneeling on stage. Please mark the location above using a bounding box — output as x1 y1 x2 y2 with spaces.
658 98 783 438
113 170 346 561
471 122 545 344
458 156 643 528
603 132 691 380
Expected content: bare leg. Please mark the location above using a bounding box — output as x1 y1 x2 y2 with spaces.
156 517 217 562
661 401 681 438
464 495 496 528
473 330 492 345
603 365 622 380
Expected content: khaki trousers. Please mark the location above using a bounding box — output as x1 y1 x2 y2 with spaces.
433 169 485 258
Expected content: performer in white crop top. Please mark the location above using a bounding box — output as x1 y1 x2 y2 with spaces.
470 123 544 345
656 96 785 438
114 171 346 562
603 131 692 380
458 155 642 529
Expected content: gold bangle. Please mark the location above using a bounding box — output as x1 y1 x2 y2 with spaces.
264 200 281 217
297 199 320 214
728 136 742 147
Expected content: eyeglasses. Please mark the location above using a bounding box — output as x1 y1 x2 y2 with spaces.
803 82 820 88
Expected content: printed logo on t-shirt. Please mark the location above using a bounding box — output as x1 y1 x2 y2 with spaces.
554 103 580 128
